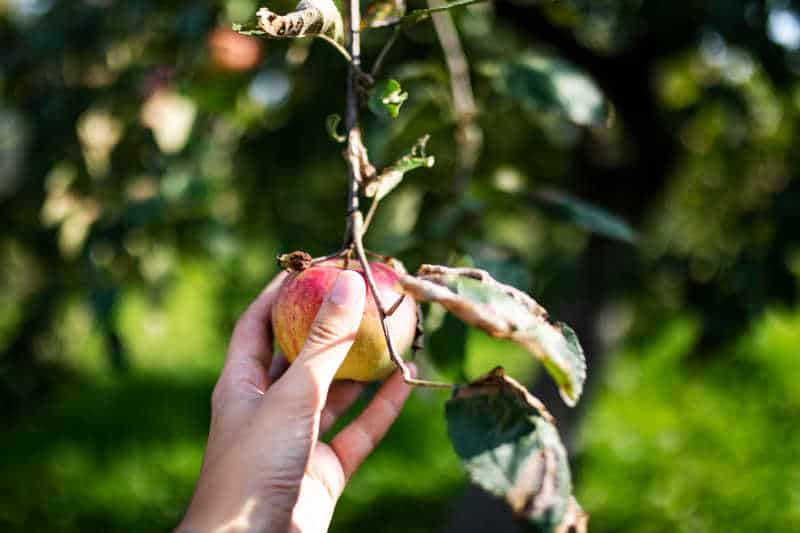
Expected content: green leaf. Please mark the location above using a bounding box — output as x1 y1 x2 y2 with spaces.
364 135 434 200
368 79 408 119
400 265 587 406
445 368 588 531
325 114 346 143
489 51 609 127
530 188 637 244
362 0 406 29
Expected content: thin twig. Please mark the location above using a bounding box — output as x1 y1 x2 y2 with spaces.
316 34 352 62
386 294 406 316
370 0 488 30
342 0 362 247
343 0 452 389
352 214 451 388
362 195 381 235
311 249 347 266
370 26 401 79
428 0 482 194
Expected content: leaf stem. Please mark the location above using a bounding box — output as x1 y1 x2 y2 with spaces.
370 26 401 79
361 194 381 235
317 34 353 62
372 0 489 29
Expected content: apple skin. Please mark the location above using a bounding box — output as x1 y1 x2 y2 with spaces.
272 260 417 382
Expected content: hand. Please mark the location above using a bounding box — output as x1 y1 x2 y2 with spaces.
178 270 415 533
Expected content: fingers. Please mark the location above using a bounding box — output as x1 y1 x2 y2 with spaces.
268 352 290 382
320 381 365 434
271 270 366 410
216 272 287 404
330 365 415 479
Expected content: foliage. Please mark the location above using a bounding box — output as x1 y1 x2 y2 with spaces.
2 0 800 530
577 307 800 532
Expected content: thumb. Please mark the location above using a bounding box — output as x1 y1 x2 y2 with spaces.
273 270 366 408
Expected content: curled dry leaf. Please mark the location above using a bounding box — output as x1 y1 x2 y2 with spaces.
277 250 313 272
346 128 376 184
446 367 585 531
255 0 344 43
399 264 587 406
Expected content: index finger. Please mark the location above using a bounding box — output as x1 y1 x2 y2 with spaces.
219 271 288 398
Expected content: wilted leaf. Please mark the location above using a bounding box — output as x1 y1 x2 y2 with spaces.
364 135 434 200
488 51 609 127
362 0 406 29
368 78 409 119
400 265 587 406
446 367 585 531
325 114 346 143
234 0 344 44
530 188 637 244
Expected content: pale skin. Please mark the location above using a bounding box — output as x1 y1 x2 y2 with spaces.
178 270 415 533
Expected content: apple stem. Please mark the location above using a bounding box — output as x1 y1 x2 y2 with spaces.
310 249 348 266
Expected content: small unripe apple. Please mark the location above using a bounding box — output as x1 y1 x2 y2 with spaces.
273 260 417 382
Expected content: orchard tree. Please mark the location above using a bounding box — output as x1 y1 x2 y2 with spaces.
230 0 621 529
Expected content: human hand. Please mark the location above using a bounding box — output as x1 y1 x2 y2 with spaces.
178 270 415 533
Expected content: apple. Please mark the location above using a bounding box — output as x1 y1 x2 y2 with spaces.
272 260 417 382
208 27 262 72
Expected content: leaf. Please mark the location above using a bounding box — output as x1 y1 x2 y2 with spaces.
400 265 587 406
362 0 406 29
364 135 434 200
531 188 637 244
368 78 408 119
446 368 586 531
235 0 344 44
489 51 610 127
325 114 346 143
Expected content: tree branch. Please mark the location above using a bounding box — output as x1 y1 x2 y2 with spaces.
342 0 451 389
428 0 482 194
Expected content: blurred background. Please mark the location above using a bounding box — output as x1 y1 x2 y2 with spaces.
2 0 800 531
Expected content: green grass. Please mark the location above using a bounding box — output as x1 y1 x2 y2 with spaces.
576 310 800 532
3 258 799 531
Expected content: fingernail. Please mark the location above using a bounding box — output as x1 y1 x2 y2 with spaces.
329 271 363 306
407 362 417 378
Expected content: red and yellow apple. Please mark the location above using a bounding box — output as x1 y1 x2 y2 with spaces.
272 260 417 382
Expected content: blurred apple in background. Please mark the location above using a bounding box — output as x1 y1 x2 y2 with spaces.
208 27 262 72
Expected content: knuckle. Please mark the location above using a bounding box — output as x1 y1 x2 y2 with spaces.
307 316 346 346
272 365 325 411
